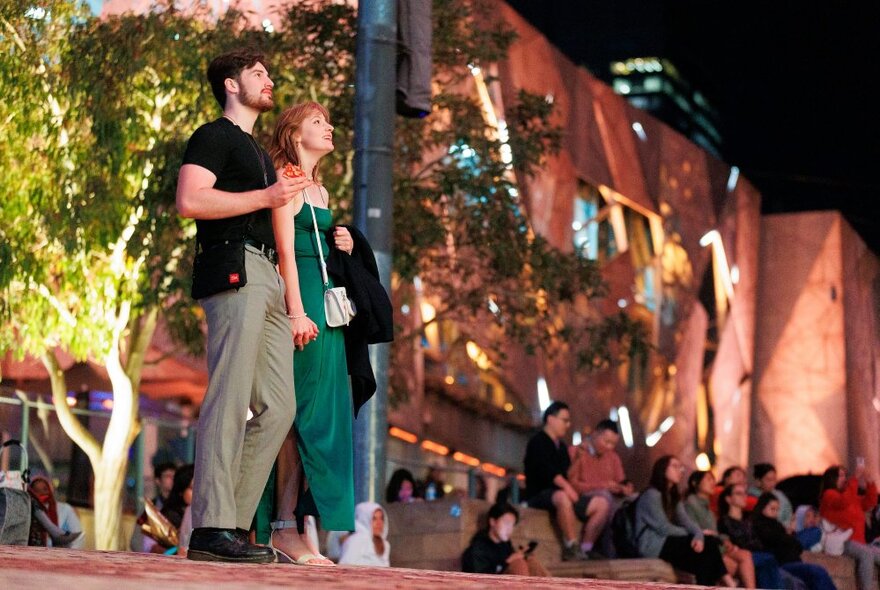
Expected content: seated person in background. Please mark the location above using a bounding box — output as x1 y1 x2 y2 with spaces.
752 492 837 590
569 419 632 498
685 471 756 588
462 502 548 577
635 455 732 587
749 463 794 530
793 505 822 552
524 401 607 561
712 466 756 516
143 464 194 554
385 468 421 504
717 482 802 590
418 467 446 501
568 419 631 556
152 462 177 510
338 502 390 567
819 464 880 590
28 475 84 548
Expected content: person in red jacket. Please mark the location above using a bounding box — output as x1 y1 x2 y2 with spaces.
819 464 880 590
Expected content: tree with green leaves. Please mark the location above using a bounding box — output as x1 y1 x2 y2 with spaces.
1 0 646 549
0 1 243 549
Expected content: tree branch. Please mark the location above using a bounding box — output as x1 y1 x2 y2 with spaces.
125 305 158 395
42 351 101 467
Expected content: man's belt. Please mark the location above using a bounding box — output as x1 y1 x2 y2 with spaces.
243 238 278 265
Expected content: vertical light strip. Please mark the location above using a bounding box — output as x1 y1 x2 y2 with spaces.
537 377 551 412
618 406 634 448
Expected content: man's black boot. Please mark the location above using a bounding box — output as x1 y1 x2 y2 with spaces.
188 527 275 563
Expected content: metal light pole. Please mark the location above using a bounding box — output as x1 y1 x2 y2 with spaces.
351 0 396 504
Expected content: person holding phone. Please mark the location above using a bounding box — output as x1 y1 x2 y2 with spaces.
819 463 879 590
462 503 549 576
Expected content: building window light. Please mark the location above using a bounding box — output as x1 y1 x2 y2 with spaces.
632 121 648 142
726 166 740 193
389 426 418 444
699 229 720 247
617 406 634 448
537 377 551 413
421 440 450 456
572 431 582 446
614 80 632 95
646 416 675 447
481 463 506 477
695 452 712 470
453 451 481 467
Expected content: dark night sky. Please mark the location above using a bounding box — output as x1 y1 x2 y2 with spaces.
504 0 880 253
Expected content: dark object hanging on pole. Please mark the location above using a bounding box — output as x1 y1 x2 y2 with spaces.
396 0 432 118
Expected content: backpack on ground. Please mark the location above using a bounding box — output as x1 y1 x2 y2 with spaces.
611 494 642 558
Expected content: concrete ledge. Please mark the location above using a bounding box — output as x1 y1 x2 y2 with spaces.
0 545 701 589
802 551 880 590
386 497 676 583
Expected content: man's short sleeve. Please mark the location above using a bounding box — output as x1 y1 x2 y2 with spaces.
182 122 229 177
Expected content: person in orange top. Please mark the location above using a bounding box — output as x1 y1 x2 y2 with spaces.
819 464 880 590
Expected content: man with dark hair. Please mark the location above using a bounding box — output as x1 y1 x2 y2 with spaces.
176 48 312 563
152 462 176 510
462 503 548 576
523 401 588 560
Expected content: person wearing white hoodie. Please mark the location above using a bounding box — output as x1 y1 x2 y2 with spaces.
338 502 390 566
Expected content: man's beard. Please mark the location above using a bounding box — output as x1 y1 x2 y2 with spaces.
240 85 273 113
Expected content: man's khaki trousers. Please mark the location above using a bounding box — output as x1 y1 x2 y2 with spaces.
192 246 295 530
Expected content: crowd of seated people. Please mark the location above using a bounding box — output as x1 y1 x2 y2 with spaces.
514 400 880 588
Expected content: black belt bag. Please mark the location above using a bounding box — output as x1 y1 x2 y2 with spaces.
191 239 247 300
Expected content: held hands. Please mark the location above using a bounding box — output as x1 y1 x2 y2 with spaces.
290 315 319 350
333 226 353 254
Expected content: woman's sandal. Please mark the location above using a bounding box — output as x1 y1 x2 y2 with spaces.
270 520 334 566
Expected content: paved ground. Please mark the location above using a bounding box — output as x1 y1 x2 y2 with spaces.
0 546 701 589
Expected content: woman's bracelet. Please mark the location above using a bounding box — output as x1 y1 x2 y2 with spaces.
286 312 307 320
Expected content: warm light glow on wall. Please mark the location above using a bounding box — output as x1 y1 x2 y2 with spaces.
481 462 506 477
389 426 418 444
420 300 441 350
453 451 481 467
420 440 450 456
466 340 492 370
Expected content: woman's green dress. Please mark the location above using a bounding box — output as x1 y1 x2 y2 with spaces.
254 204 354 538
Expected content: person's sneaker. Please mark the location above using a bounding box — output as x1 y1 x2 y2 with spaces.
561 543 580 561
188 527 275 563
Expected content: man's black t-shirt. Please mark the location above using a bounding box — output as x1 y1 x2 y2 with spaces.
182 117 277 247
523 430 570 500
461 530 513 574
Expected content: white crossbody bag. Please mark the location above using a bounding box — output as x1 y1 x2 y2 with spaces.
305 191 357 327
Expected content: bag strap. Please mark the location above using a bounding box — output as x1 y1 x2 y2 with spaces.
303 189 330 288
1 439 29 476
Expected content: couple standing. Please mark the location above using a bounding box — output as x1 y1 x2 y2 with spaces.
176 48 364 564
